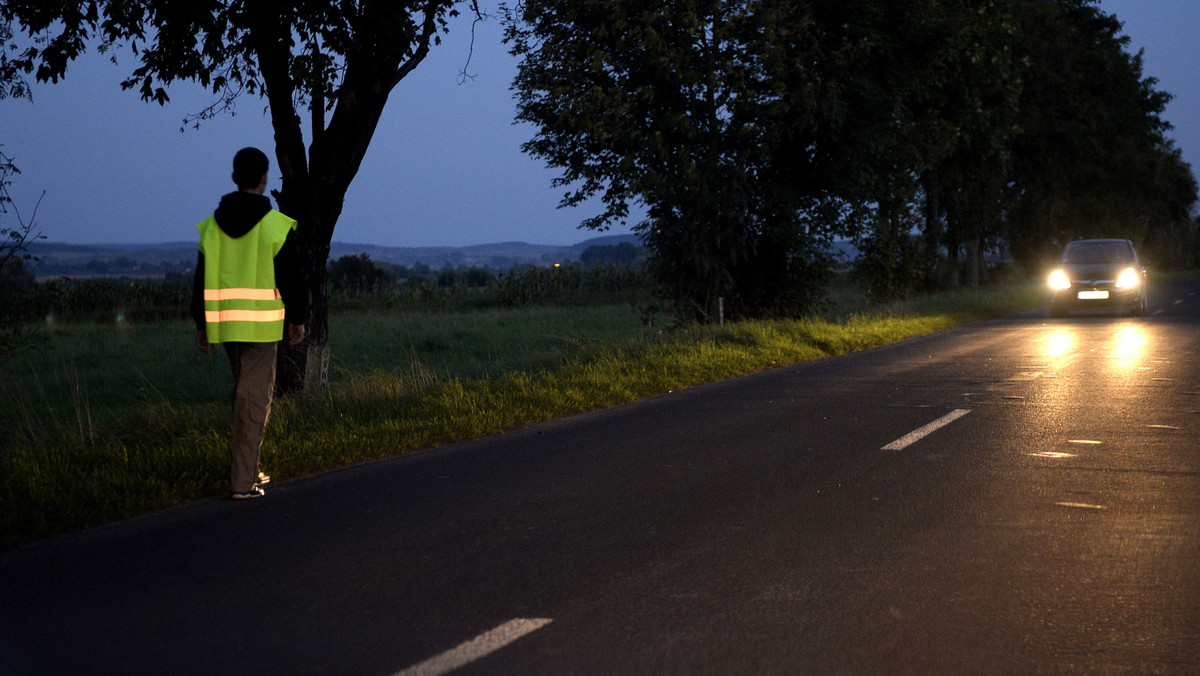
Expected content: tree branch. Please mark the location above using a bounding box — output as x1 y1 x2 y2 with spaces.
389 2 444 89
457 0 486 85
245 2 309 203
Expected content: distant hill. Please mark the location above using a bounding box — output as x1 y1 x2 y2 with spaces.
25 234 861 278
330 234 643 268
27 242 200 277
27 235 644 276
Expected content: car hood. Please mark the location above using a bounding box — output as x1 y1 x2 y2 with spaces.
1059 261 1134 281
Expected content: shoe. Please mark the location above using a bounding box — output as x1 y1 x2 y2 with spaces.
256 472 271 486
231 487 265 500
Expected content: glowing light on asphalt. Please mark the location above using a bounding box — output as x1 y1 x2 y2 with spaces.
1112 325 1147 363
1043 331 1075 359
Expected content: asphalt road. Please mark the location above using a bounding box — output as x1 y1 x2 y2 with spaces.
3 280 1200 675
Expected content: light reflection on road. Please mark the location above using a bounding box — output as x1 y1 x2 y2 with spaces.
1109 324 1149 372
1042 330 1075 360
1037 322 1149 373
1028 321 1153 434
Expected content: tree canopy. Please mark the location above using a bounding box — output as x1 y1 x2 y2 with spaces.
506 0 860 319
3 0 481 383
1006 0 1196 271
505 0 1196 316
4 0 1195 328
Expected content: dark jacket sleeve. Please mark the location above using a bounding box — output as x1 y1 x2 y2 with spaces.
274 230 309 326
190 251 206 331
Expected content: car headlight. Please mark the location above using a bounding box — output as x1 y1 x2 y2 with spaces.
1048 269 1071 291
1115 267 1140 289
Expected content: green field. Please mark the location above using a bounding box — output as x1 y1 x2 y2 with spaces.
2 304 664 443
0 278 1045 548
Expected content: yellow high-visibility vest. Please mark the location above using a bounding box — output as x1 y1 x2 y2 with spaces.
198 210 297 343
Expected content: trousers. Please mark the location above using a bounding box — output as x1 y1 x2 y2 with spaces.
223 342 278 492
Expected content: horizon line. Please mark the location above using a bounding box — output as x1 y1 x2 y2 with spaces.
27 233 643 250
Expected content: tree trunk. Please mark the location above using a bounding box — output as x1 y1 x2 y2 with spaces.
966 237 981 287
275 238 331 393
247 2 451 391
921 173 942 285
945 222 961 289
248 5 410 391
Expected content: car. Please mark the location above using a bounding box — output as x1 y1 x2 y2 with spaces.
1047 238 1147 318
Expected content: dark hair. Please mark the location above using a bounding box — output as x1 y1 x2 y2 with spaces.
232 147 270 190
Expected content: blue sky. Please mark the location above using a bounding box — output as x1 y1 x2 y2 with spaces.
1 1 1196 248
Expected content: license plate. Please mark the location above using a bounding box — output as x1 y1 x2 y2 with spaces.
1077 290 1109 300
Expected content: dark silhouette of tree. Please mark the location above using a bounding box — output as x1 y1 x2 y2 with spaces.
3 0 482 385
1006 0 1195 273
505 0 1195 309
580 242 642 266
328 254 393 296
0 149 42 359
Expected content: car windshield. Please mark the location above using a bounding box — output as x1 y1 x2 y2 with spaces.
1062 241 1133 264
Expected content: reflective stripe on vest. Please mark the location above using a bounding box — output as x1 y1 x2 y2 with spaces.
203 288 282 302
204 308 287 323
198 209 297 344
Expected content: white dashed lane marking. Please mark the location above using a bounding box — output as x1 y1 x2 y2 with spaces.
1055 502 1106 510
393 618 552 676
882 409 972 451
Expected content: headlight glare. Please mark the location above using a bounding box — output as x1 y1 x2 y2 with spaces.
1048 269 1071 291
1115 267 1140 289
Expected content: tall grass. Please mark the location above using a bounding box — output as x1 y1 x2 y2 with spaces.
0 278 1043 548
325 303 664 381
0 303 664 442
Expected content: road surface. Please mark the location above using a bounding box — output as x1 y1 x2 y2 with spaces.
2 280 1199 674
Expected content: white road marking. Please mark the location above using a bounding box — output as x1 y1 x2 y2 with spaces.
882 409 971 451
1055 502 1106 510
393 618 552 676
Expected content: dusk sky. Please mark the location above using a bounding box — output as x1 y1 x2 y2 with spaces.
1 1 1197 248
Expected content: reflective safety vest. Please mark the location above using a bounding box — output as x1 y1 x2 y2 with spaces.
198 210 297 343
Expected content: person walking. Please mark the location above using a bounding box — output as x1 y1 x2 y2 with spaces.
190 147 308 499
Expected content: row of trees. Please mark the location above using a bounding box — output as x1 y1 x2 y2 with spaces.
505 0 1196 316
327 254 499 295
329 244 646 294
2 1 1196 359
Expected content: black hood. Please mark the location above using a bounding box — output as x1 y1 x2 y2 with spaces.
213 192 273 238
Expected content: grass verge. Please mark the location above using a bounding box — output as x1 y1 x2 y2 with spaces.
0 280 1044 548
